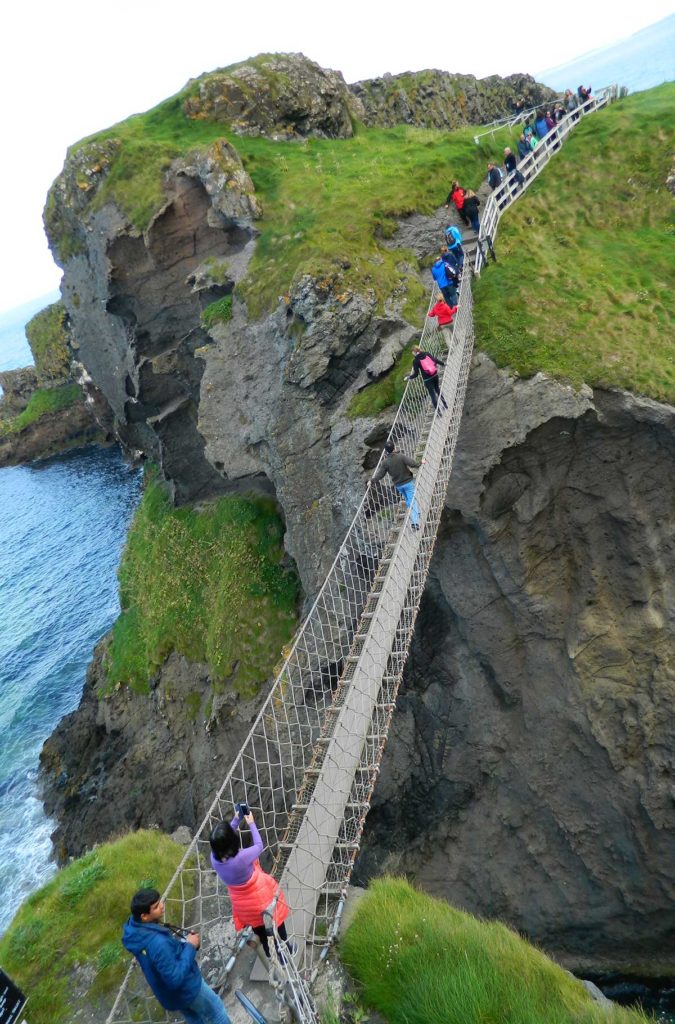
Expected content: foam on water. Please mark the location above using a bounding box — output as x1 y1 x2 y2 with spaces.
0 448 141 933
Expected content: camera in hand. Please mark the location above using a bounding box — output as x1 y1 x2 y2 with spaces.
237 801 249 818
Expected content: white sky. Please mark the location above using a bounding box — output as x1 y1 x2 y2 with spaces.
1 0 672 314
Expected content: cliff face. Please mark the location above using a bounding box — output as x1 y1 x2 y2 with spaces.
355 358 675 971
40 355 675 969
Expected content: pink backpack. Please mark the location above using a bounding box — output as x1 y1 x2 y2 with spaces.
420 354 437 375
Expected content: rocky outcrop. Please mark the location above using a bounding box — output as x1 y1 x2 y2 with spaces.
40 638 268 863
0 395 106 468
45 137 262 503
350 71 558 130
0 367 38 415
198 270 415 594
355 357 675 972
184 53 362 139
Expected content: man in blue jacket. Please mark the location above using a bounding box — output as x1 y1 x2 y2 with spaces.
122 888 231 1024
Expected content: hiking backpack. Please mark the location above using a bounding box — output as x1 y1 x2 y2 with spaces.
419 354 437 375
445 225 463 247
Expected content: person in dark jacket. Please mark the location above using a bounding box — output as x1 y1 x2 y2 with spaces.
405 345 448 413
578 85 592 105
487 163 503 190
122 888 232 1024
503 147 525 189
517 133 530 162
368 440 423 529
462 190 481 233
444 224 465 269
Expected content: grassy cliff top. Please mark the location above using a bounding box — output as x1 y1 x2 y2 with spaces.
106 476 299 696
340 878 650 1024
474 83 675 403
47 80 513 320
0 830 184 1024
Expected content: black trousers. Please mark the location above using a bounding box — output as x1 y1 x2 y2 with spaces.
424 375 448 410
252 921 288 957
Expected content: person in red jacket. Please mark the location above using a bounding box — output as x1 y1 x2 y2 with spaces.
427 300 458 347
445 181 469 225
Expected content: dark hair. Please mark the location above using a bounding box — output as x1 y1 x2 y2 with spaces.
209 821 241 862
131 887 161 920
384 440 395 454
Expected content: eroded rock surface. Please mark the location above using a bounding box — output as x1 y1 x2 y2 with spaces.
184 53 362 139
45 139 261 503
355 357 675 971
351 70 558 130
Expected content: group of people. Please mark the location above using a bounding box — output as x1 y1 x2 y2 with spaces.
123 806 294 1024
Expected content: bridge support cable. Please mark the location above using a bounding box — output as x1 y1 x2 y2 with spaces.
106 86 617 1024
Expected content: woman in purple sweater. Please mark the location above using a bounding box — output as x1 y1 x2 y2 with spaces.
210 810 293 958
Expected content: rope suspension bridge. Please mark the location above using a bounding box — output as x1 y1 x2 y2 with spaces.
106 86 617 1024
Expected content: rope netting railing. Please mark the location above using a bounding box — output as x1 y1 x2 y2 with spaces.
474 86 618 272
106 86 618 1024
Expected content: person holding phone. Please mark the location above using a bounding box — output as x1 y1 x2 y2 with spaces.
209 806 295 959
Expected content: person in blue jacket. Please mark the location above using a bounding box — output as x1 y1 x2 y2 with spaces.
535 112 549 139
444 224 465 269
431 253 457 306
122 888 232 1024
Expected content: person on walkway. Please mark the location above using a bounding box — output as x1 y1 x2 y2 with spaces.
431 254 457 306
210 809 294 960
427 299 458 348
405 345 448 413
487 162 503 190
367 440 423 530
462 189 481 233
577 85 592 106
504 148 525 189
446 181 469 225
565 90 581 119
439 246 461 304
517 133 530 162
445 224 465 269
122 889 232 1024
553 103 565 123
535 111 549 139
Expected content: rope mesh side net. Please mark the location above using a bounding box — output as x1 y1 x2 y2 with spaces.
106 88 617 1024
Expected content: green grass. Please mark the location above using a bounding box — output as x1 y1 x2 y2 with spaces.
25 301 71 383
0 383 81 435
201 294 233 331
340 878 650 1024
0 830 185 1024
347 340 418 418
474 84 675 403
106 475 299 695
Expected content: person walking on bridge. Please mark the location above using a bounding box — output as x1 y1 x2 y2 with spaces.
123 888 232 1024
405 345 448 413
210 807 295 961
368 440 423 530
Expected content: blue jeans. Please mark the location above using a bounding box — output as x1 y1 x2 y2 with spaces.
182 979 232 1024
396 482 420 526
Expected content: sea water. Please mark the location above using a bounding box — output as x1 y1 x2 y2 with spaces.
0 300 141 933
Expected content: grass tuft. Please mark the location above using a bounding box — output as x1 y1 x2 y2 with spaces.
201 294 233 331
340 877 651 1024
